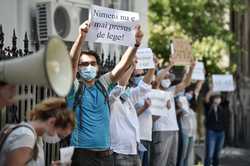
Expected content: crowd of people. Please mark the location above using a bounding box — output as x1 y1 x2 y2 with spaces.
0 20 228 166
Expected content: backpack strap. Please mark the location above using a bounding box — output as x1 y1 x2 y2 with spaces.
73 81 85 128
0 124 38 162
96 80 110 111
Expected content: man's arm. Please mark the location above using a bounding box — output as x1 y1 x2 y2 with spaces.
0 84 16 109
5 147 33 166
175 60 196 94
137 98 151 115
70 21 90 80
110 26 143 83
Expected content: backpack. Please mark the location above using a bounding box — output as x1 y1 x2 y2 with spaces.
0 124 38 163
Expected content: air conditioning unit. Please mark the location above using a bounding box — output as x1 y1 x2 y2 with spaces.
36 1 80 42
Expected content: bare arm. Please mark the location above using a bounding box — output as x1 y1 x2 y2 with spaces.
194 80 204 98
70 21 90 80
110 26 143 83
137 98 151 116
5 147 33 166
175 61 195 94
118 65 135 86
0 84 16 109
205 89 213 103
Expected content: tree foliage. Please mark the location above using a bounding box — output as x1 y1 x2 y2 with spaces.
149 0 244 74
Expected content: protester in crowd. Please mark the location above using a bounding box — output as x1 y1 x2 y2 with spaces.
66 20 143 166
135 97 152 166
204 89 227 166
109 59 154 166
176 95 197 166
176 80 204 166
133 56 159 166
0 97 75 166
150 58 195 166
0 84 16 109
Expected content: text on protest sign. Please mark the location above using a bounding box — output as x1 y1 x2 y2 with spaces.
171 38 193 65
192 62 205 80
147 90 174 117
212 74 235 92
136 48 155 69
86 5 139 46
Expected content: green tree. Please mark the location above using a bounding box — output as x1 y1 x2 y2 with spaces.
149 0 244 74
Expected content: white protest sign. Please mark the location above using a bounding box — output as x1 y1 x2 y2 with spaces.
147 90 174 116
171 38 193 65
136 48 155 69
60 146 74 163
212 74 235 92
192 62 205 80
86 5 139 46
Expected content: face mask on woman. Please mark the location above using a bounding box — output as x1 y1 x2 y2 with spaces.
42 131 61 144
160 79 171 89
214 97 222 105
79 65 97 81
185 93 193 101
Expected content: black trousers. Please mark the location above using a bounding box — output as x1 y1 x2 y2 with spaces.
71 149 114 166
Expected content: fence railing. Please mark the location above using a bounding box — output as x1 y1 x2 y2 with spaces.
0 24 117 166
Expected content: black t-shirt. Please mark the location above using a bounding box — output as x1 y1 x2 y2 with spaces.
204 102 226 131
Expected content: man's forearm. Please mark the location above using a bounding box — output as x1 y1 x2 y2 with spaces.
111 47 138 82
143 69 155 84
70 34 86 79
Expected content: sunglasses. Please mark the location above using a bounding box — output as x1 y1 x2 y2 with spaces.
78 61 97 67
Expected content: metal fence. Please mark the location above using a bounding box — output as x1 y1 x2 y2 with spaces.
0 25 117 165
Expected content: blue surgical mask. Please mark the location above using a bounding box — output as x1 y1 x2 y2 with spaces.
79 65 97 81
185 93 193 101
133 76 143 86
120 88 131 101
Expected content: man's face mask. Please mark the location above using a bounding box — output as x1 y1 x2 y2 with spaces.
161 79 171 89
79 65 97 81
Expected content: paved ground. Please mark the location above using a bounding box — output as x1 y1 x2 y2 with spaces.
195 144 250 166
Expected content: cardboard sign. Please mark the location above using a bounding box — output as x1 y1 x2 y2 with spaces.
86 5 139 46
212 74 235 92
136 48 155 69
192 62 205 80
147 90 174 116
171 38 193 65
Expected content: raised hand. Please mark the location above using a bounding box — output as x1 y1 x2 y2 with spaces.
135 25 144 46
79 20 90 36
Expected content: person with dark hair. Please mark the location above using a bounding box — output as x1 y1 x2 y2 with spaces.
150 58 196 166
204 89 226 166
66 20 144 166
0 97 75 166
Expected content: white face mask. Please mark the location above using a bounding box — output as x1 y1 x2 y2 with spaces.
42 132 61 144
161 79 171 89
214 98 222 105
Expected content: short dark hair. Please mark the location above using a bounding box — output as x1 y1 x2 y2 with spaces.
80 50 100 65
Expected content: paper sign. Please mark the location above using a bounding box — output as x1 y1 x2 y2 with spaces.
136 48 155 69
86 5 140 46
212 74 235 92
60 146 74 163
171 38 193 65
192 62 205 80
147 90 174 116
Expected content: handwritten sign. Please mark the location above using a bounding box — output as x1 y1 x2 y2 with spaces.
86 5 139 46
212 74 235 92
60 146 74 163
136 48 155 69
192 62 205 80
147 90 174 116
171 38 193 65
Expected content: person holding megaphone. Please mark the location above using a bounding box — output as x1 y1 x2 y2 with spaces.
66 20 144 166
